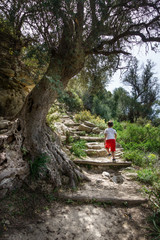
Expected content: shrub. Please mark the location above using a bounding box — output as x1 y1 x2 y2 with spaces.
137 168 159 185
113 120 123 131
70 140 87 158
75 110 106 129
118 122 160 154
123 150 146 167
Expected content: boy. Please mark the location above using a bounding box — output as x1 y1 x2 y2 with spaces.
104 121 117 162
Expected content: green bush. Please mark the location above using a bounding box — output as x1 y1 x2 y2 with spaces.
137 168 159 185
70 140 87 158
75 110 106 129
123 150 146 167
118 122 160 154
113 120 123 131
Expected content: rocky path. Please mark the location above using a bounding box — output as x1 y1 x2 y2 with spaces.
59 116 147 207
0 115 151 240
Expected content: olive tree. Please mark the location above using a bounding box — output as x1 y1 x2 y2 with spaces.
0 0 160 187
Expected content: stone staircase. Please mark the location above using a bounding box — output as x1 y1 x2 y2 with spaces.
58 114 147 206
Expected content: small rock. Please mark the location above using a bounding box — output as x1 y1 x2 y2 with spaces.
102 171 110 178
111 175 124 184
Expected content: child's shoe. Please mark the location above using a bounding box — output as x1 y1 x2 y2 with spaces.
112 158 116 162
108 153 111 156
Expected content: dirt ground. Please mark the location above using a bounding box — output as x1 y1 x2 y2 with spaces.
0 176 152 240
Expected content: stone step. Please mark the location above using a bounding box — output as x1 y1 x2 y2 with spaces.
65 123 80 127
86 143 102 149
58 190 147 206
73 159 131 167
85 149 108 157
60 115 71 119
80 136 104 142
85 149 123 157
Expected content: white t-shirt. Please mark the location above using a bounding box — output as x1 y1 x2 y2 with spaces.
104 128 117 140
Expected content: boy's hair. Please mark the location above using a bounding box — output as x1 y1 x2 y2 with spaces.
107 121 113 127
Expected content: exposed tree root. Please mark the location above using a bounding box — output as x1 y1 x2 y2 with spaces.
0 119 89 198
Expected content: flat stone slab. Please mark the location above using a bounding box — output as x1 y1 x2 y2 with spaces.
86 143 102 149
64 123 80 127
73 159 132 167
80 136 104 142
58 189 147 206
85 149 108 157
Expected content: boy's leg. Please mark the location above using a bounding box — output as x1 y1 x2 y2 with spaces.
110 139 116 161
105 140 111 155
112 151 115 159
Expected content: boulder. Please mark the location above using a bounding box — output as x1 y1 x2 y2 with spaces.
92 127 101 134
78 124 92 133
54 122 69 135
84 121 96 128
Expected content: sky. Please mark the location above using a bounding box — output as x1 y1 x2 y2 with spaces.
107 45 160 93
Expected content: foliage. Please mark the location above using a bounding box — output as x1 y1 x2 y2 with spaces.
137 168 159 185
70 140 87 158
148 211 160 240
75 110 106 129
91 94 112 121
145 189 160 239
58 90 84 113
118 122 160 154
123 58 159 122
22 44 49 84
46 102 66 130
81 54 117 95
28 154 50 179
123 150 146 167
117 120 160 238
113 120 123 132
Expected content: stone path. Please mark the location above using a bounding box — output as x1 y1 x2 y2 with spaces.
60 115 147 207
0 115 151 240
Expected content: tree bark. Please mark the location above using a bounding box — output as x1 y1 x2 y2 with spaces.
17 53 88 188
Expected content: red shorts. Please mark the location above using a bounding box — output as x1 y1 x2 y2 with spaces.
105 139 116 152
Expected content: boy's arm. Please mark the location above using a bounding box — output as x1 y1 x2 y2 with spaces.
115 133 117 140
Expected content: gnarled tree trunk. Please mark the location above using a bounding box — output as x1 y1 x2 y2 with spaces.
17 53 88 188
